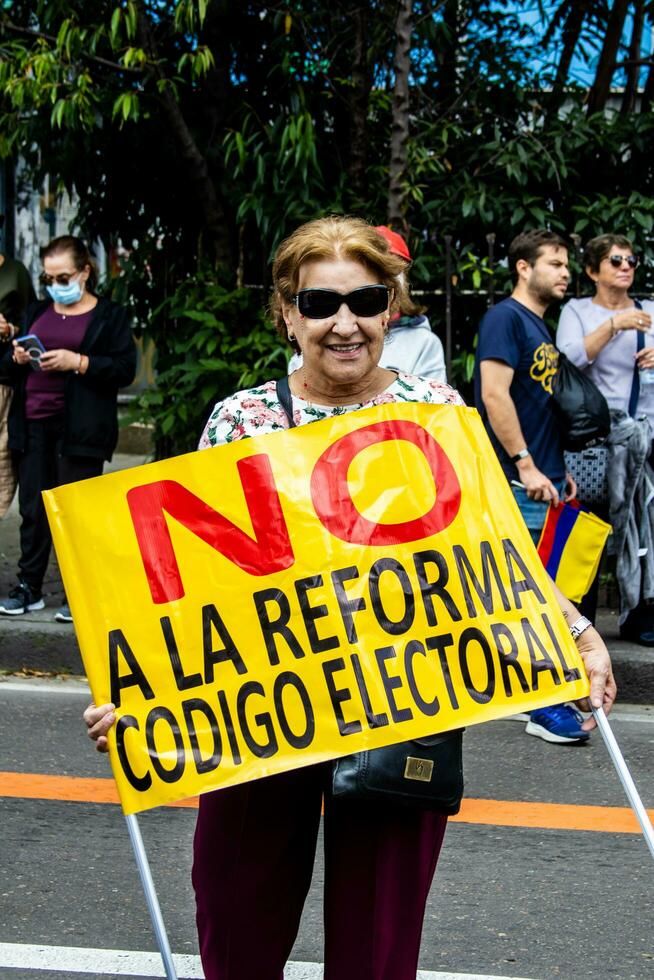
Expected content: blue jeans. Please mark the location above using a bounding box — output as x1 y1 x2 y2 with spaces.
511 480 568 546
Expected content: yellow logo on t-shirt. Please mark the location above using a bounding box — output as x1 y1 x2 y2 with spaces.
529 342 559 394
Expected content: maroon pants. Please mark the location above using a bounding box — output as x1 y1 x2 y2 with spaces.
192 762 448 980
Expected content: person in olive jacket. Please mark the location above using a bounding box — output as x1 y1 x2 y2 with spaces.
0 235 136 622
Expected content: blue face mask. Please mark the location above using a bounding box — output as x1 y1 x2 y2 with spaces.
46 277 83 306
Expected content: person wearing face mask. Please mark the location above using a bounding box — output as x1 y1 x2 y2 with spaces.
0 235 136 621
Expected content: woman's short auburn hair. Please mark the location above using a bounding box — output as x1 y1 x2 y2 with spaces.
583 233 635 274
270 216 409 350
41 235 99 292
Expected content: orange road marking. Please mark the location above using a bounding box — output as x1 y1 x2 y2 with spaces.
451 798 653 834
1 771 652 833
0 772 197 809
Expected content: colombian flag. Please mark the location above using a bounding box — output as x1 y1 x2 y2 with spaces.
537 500 611 603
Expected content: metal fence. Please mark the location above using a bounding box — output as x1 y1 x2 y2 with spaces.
408 234 654 384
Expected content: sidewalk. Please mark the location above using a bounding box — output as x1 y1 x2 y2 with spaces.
1 455 653 702
0 453 149 676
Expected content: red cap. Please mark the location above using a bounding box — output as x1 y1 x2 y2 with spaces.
375 225 412 262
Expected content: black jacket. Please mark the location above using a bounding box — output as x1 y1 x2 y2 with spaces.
0 296 137 460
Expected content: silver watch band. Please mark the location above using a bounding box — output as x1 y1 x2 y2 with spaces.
569 615 593 641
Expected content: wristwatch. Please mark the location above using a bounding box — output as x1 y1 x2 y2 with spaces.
511 449 531 463
569 616 593 641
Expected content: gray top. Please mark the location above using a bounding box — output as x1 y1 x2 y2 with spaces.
556 296 654 433
287 314 447 382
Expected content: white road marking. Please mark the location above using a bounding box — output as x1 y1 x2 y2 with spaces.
0 679 90 695
0 943 536 979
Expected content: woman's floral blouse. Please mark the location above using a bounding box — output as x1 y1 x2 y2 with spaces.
199 372 464 449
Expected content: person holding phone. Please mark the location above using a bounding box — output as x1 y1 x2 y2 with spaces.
0 235 136 621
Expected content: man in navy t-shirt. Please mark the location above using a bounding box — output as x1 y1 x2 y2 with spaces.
474 229 589 746
474 297 565 486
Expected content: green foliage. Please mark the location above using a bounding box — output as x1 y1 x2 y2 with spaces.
223 103 332 255
2 0 654 449
132 271 287 456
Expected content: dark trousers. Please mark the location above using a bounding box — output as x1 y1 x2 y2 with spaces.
16 416 103 591
192 763 448 980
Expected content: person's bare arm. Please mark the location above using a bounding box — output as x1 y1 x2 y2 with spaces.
479 359 561 505
550 580 616 731
583 308 651 361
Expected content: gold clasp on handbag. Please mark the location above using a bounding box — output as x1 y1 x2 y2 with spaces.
404 756 434 782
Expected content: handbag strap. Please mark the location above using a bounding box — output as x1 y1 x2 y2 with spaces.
276 376 296 428
628 299 645 418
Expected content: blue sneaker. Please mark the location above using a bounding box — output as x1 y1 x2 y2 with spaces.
525 704 590 744
0 580 45 615
54 603 73 623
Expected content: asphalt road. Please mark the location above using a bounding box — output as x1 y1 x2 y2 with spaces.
1 678 653 980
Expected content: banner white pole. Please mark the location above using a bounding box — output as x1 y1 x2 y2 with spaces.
125 814 179 980
592 707 654 860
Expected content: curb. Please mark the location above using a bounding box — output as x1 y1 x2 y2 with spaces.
0 619 82 675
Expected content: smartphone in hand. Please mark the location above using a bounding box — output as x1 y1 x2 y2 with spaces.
15 334 46 370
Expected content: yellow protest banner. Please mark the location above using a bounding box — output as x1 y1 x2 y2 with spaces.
44 403 589 815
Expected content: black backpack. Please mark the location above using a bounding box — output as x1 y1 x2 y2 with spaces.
549 351 611 451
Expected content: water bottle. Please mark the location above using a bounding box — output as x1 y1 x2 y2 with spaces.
640 331 654 385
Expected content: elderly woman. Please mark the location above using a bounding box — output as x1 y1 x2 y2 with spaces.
85 216 615 980
557 234 654 644
0 235 136 622
286 224 447 381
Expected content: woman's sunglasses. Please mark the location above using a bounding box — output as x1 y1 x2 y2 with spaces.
294 285 389 319
39 271 77 286
607 254 639 269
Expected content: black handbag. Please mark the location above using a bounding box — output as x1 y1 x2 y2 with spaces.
563 445 609 509
332 729 464 813
275 376 465 814
550 352 611 451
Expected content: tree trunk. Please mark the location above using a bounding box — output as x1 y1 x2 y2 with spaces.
388 0 412 230
347 5 373 206
621 0 645 115
586 0 630 115
134 3 232 268
434 0 460 112
550 3 588 97
641 59 654 112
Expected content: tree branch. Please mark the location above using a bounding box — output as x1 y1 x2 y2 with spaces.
388 0 412 230
1 20 142 74
133 2 231 267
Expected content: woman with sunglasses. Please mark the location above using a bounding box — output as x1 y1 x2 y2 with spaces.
85 215 615 980
0 235 136 621
557 234 654 643
558 235 653 390
286 223 447 382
